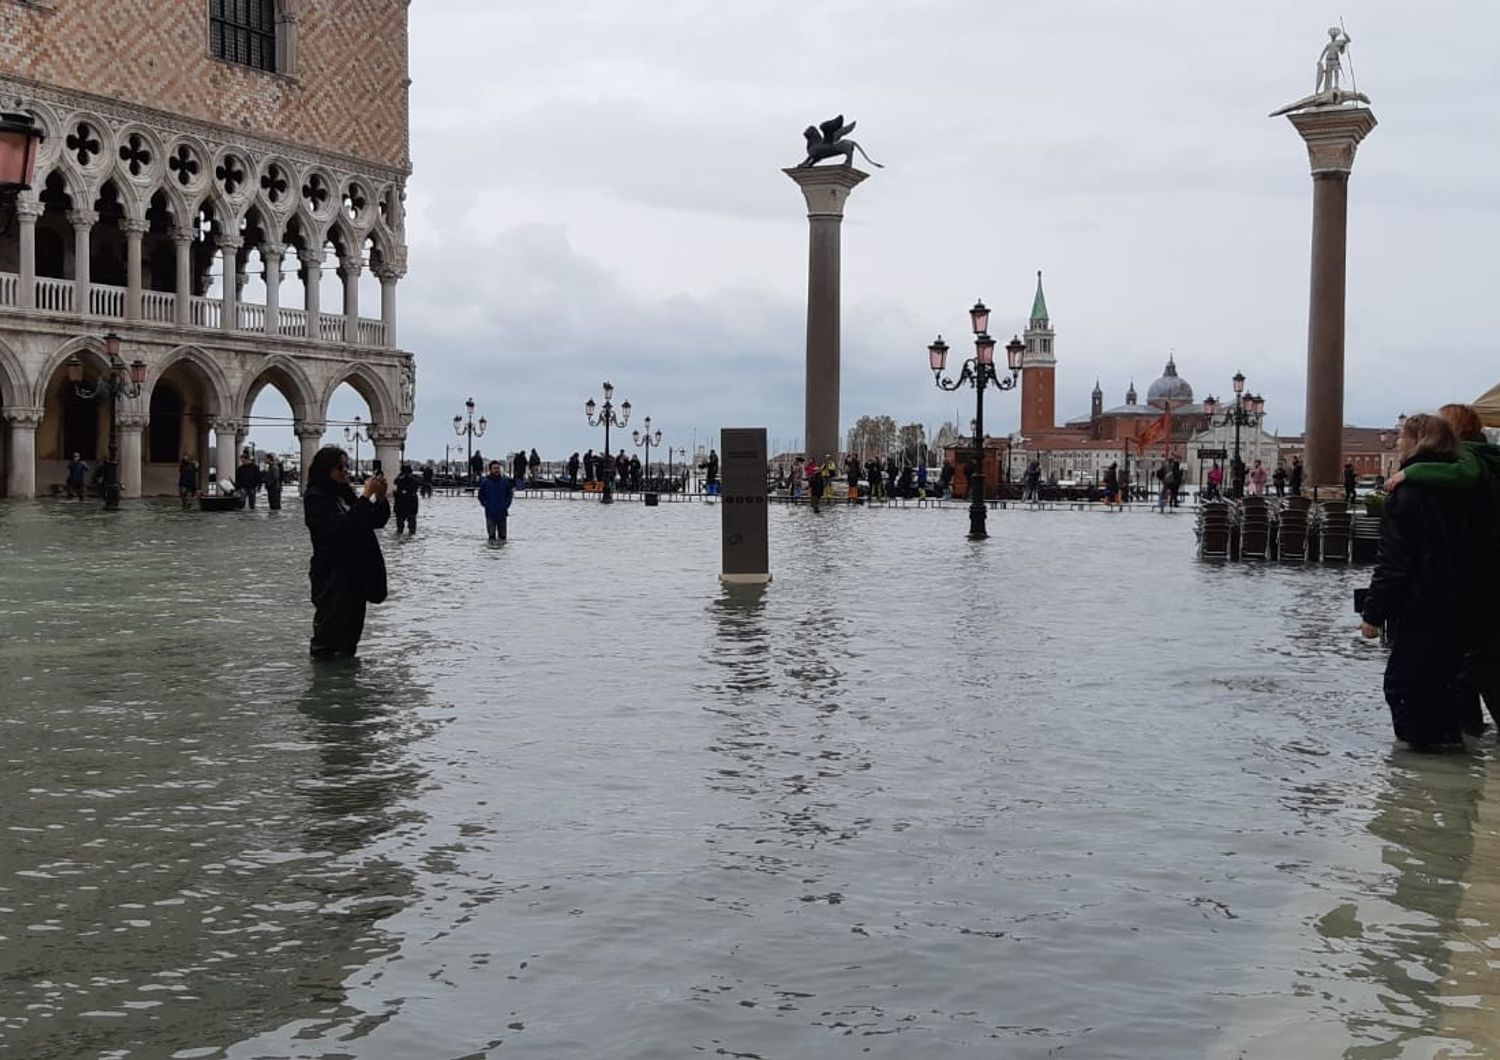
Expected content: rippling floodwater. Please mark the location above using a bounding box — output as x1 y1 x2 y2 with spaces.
2 494 1498 1059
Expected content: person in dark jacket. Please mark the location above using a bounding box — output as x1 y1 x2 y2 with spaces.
235 453 262 509
583 448 596 483
511 449 528 486
528 447 542 483
1344 461 1358 504
177 455 198 509
567 452 581 487
477 459 515 541
705 449 720 488
469 450 484 485
303 446 390 659
1289 456 1304 496
262 454 283 510
393 463 420 534
66 452 88 499
420 462 434 498
1360 414 1500 748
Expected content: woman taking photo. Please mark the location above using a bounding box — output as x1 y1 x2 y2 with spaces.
303 446 390 659
1360 414 1499 748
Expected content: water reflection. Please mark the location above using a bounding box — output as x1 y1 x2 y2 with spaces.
1341 752 1500 1058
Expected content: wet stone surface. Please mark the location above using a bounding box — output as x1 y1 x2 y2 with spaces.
1 495 1498 1059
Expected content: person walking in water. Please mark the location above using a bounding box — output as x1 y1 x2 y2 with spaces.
393 463 420 534
66 452 88 499
567 451 580 488
236 451 262 509
263 453 284 510
478 459 515 541
303 446 389 660
177 455 198 509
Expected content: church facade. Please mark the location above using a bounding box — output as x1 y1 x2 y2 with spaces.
0 0 413 497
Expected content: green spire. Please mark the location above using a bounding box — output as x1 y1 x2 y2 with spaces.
1030 269 1049 323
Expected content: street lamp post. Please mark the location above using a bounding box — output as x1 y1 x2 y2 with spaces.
585 381 631 504
452 397 487 488
632 415 663 494
927 300 1024 539
667 445 688 496
67 332 146 512
344 415 370 478
1202 372 1265 500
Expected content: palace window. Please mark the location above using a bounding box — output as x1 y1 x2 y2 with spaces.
210 0 277 73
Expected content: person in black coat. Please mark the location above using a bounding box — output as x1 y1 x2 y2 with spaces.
1361 414 1500 748
303 446 390 659
392 463 419 534
235 453 262 509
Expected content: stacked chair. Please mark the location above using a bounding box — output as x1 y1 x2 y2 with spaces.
1277 495 1312 561
1239 496 1272 560
1318 500 1352 562
1196 500 1233 559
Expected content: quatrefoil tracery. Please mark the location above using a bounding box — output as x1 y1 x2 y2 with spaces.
66 122 101 166
215 154 247 195
301 173 330 213
260 164 289 204
118 134 152 177
343 185 367 221
169 144 200 186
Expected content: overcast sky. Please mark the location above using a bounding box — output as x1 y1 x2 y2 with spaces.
282 0 1500 465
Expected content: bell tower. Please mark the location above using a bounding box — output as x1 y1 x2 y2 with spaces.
1020 270 1056 433
1091 380 1103 420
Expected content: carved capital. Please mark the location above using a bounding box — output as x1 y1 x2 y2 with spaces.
2 406 45 428
293 422 327 440
14 198 44 222
298 247 324 267
117 413 149 431
259 242 285 264
119 218 151 236
337 256 363 279
1287 106 1378 176
367 426 406 445
171 226 195 246
215 419 244 436
217 235 244 251
783 165 869 218
66 208 99 230
372 263 406 283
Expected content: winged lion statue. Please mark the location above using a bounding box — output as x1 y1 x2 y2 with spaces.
798 115 883 169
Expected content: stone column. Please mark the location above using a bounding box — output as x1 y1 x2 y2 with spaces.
339 255 361 343
1286 105 1376 492
295 421 326 487
300 248 322 340
376 265 401 347
172 227 194 326
117 414 145 499
198 415 215 491
783 165 869 463
369 425 405 476
261 242 283 336
16 199 42 310
68 209 97 314
3 407 42 498
219 236 242 332
122 218 148 321
214 421 240 485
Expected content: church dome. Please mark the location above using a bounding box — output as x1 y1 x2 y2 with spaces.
1146 357 1194 408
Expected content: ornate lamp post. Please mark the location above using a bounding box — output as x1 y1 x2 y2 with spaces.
452 397 487 488
667 445 688 495
632 415 663 492
343 415 371 478
0 109 44 234
927 300 1024 539
1202 372 1266 499
67 332 145 512
585 381 631 504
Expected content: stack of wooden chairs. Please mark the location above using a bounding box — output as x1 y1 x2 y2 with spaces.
1197 499 1233 559
1239 496 1273 560
1277 495 1312 561
1318 500 1352 562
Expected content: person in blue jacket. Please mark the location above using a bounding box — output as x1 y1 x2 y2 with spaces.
477 459 515 541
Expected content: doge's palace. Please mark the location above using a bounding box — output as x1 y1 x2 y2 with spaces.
0 0 413 496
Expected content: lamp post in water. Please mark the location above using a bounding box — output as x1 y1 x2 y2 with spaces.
1202 373 1265 499
67 332 145 512
452 397 487 488
344 415 370 478
927 301 1024 539
585 381 631 504
632 415 662 492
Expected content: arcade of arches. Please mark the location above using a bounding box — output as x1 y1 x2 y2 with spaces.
0 331 411 498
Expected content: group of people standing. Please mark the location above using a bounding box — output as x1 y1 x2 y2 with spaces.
1360 403 1500 748
232 452 285 510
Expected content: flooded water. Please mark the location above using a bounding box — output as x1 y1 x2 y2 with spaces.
1 494 1497 1059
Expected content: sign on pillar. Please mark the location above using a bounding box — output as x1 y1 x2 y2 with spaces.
720 427 770 585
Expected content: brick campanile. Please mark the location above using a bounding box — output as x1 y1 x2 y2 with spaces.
1020 270 1056 434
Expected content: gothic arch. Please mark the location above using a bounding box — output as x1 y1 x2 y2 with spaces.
239 353 319 423
319 361 396 425
144 345 236 417
0 336 28 408
31 334 111 408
